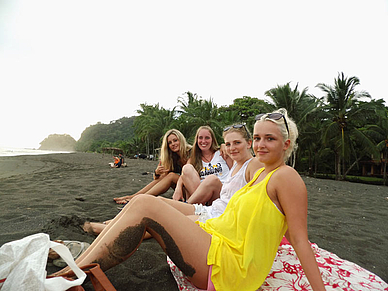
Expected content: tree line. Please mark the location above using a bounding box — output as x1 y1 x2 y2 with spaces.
75 72 388 184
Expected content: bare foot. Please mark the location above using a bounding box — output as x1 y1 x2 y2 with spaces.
83 221 107 235
113 195 131 204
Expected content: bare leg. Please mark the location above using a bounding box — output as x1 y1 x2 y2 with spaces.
187 175 222 205
113 179 160 203
60 195 211 289
155 196 196 215
173 175 185 201
114 173 180 203
84 221 154 239
142 172 179 196
179 164 201 200
83 197 195 236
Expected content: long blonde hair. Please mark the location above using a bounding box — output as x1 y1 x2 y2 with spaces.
160 129 191 171
190 126 219 173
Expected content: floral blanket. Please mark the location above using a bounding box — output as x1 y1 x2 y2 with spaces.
167 238 388 290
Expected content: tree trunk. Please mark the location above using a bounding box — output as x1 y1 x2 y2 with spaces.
344 156 362 178
340 127 345 180
146 135 150 156
336 154 341 180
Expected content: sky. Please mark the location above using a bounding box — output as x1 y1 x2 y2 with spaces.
1 0 387 149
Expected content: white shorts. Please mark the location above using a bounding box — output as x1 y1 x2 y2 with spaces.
193 204 213 223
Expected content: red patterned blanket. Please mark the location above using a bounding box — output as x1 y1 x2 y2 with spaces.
167 238 388 290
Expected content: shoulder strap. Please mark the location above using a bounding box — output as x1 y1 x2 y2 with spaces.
86 264 116 291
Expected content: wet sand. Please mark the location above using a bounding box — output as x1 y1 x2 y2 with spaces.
0 152 387 290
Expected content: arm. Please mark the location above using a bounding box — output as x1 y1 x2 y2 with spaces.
219 145 233 169
274 168 325 291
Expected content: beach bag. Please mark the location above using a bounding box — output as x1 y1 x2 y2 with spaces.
0 233 87 291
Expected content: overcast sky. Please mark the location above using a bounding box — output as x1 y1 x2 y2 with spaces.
1 0 387 149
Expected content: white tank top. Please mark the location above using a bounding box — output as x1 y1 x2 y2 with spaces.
208 158 253 218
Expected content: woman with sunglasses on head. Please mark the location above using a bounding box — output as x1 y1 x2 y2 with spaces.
53 108 325 290
172 125 233 203
114 129 192 204
84 125 262 235
183 124 262 206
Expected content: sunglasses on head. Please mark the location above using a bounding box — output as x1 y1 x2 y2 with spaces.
255 113 289 137
223 124 245 131
223 124 251 138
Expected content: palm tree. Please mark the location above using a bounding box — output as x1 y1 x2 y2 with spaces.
362 101 388 185
134 103 177 156
265 83 320 167
177 92 224 143
316 72 376 179
264 82 318 126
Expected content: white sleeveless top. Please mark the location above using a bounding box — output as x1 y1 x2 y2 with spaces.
199 150 230 183
207 158 252 218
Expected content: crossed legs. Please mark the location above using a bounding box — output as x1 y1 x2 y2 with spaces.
114 172 180 204
83 196 197 236
187 175 222 205
60 195 211 289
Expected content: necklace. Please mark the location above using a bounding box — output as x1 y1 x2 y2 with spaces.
202 152 214 163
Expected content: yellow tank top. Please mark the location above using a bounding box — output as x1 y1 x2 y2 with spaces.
198 167 288 291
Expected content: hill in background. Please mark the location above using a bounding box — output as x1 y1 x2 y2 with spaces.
39 134 76 151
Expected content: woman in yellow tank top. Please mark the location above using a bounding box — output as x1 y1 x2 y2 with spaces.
52 109 325 291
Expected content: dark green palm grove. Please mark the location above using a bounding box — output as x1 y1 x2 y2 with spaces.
75 73 388 183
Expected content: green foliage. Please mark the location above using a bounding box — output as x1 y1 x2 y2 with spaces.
39 134 76 151
316 72 377 180
75 117 136 153
71 73 388 181
219 96 269 133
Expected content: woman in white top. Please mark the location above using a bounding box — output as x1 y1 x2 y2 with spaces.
172 126 233 203
83 124 262 236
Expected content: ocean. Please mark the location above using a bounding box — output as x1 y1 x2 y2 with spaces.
0 146 71 157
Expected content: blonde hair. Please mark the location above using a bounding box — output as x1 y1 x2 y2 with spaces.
160 129 191 172
255 108 298 165
191 126 219 173
223 124 251 142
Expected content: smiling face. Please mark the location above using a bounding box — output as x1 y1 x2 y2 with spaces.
197 129 213 152
167 133 180 153
224 131 252 163
253 120 289 166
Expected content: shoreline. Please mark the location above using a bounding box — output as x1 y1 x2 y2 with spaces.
0 152 387 289
0 146 72 158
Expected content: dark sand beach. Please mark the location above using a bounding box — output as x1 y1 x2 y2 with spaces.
0 152 387 290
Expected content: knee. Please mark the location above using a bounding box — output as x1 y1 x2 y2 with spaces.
166 172 179 183
127 194 156 210
155 196 167 203
202 175 222 191
204 174 219 184
181 164 196 176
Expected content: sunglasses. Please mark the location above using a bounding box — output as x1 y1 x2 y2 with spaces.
224 124 251 138
255 113 289 136
223 124 245 131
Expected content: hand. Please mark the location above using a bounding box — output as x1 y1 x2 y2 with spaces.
155 165 169 176
219 143 229 160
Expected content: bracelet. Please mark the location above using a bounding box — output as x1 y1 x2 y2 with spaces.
154 170 160 177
